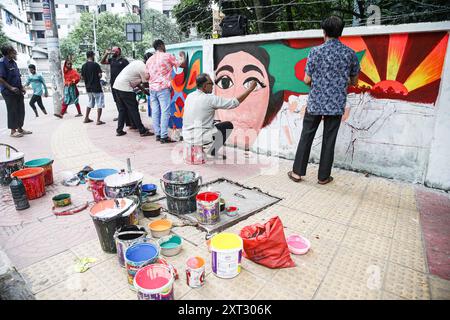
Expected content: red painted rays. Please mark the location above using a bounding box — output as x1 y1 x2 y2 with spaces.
341 32 449 104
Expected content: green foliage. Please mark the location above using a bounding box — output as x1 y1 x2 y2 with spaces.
0 24 10 48
173 0 213 36
60 9 181 68
173 0 450 38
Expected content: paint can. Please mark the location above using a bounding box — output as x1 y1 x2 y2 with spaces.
10 167 45 200
89 198 138 253
24 158 54 186
196 192 221 225
104 171 144 202
133 264 175 300
160 170 202 215
0 143 24 186
186 256 206 288
114 225 147 268
210 233 243 279
183 143 206 165
86 169 118 202
125 242 160 290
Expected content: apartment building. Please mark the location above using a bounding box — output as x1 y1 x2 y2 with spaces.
0 0 33 71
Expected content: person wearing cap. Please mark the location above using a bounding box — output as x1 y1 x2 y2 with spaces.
113 52 154 137
101 46 133 126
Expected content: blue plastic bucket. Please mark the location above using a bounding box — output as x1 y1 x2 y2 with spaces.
125 242 159 290
87 169 118 181
87 169 118 202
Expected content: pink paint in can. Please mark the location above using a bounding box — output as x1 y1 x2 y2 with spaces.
186 256 206 288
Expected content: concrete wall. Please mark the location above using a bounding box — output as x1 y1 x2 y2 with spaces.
167 22 450 190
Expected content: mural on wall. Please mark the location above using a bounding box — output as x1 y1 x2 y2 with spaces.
168 50 203 130
213 32 449 166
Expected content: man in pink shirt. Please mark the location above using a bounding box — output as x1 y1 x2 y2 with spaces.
146 39 186 143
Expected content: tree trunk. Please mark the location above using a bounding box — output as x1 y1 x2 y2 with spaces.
285 1 295 31
253 0 278 33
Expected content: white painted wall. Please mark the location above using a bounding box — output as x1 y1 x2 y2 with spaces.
424 40 450 190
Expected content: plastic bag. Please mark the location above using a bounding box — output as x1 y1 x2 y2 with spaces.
239 216 295 269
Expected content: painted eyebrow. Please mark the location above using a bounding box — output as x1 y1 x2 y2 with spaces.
242 65 263 76
216 65 234 74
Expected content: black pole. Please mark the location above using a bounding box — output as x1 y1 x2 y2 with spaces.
132 29 136 59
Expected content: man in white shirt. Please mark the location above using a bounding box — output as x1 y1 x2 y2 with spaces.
183 73 257 159
113 53 153 137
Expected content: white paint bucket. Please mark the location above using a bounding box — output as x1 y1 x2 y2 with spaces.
210 233 243 279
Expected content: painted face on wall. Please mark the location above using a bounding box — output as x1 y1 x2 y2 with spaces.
214 51 271 146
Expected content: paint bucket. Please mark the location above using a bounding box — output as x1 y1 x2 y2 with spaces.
125 242 160 290
24 158 54 186
210 233 243 279
0 143 24 186
10 167 45 200
86 169 118 202
160 170 202 215
141 183 157 196
133 264 175 300
186 256 206 288
114 225 148 268
196 192 221 225
89 198 138 253
183 143 206 165
52 193 71 207
104 171 143 202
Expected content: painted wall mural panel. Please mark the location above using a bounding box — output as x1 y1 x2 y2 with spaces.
213 31 449 182
165 48 203 131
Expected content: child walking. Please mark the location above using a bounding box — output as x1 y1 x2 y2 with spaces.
25 64 48 117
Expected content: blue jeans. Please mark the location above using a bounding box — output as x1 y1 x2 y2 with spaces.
150 88 171 138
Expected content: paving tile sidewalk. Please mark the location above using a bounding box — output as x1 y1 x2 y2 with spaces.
1 95 449 300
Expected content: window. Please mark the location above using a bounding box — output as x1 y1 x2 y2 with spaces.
32 0 41 2
99 4 106 12
55 4 58 8
122 3 125 7
111 3 114 7
132 5 139 14
5 11 14 25
34 12 43 21
57 25 61 29
65 4 68 8
36 30 45 38
76 5 87 13
163 10 170 18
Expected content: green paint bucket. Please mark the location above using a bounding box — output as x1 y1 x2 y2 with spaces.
24 158 54 186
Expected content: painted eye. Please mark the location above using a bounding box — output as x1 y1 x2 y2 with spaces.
215 76 234 89
243 77 266 91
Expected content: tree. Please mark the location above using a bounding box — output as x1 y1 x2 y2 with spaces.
172 0 450 38
0 24 10 48
59 9 182 69
173 0 213 37
140 9 184 44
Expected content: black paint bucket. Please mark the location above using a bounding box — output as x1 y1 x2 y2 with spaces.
160 171 201 215
89 198 139 253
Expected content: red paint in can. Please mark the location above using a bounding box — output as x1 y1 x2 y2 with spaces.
11 167 45 200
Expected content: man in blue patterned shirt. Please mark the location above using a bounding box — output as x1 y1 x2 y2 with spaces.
288 16 360 184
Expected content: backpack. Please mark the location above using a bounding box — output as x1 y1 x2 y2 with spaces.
220 15 248 37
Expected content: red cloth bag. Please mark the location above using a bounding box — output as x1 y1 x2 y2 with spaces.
239 216 295 269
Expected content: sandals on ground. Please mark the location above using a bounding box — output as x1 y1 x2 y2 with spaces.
287 171 302 182
318 176 334 185
10 132 23 138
